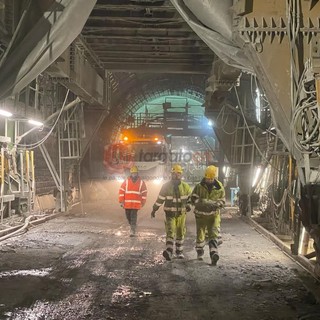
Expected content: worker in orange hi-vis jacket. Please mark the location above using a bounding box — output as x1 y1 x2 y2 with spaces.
118 165 147 237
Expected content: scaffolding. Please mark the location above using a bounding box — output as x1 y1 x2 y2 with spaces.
57 105 82 212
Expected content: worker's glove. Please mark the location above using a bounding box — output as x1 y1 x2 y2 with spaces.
186 204 192 212
214 200 225 208
151 210 156 218
120 202 124 208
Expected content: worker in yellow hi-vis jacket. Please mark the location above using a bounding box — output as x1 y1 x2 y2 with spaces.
190 165 225 266
151 164 192 261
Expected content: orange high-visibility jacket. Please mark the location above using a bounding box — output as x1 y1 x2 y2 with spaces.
119 177 147 209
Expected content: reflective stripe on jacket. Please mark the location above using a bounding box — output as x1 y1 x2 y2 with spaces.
191 178 225 216
153 180 192 214
119 177 147 209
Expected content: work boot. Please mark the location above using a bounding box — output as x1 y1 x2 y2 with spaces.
197 249 204 261
210 252 219 266
130 226 136 237
176 252 184 259
162 249 172 261
197 253 204 261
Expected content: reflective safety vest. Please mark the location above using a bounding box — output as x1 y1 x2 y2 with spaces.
153 180 192 214
191 178 225 216
119 177 147 209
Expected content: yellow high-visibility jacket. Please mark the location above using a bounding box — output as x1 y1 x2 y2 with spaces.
191 178 225 216
153 180 192 214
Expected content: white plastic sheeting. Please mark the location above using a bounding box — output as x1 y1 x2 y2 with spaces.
170 0 253 72
0 0 96 99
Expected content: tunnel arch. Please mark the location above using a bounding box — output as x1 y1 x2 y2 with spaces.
103 73 207 142
134 95 204 117
126 87 205 115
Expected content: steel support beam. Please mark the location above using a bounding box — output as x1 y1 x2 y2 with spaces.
101 63 210 74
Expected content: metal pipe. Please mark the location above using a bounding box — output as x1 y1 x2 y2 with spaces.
31 150 35 195
299 227 310 255
20 150 24 196
46 97 81 125
26 150 31 213
58 124 65 212
289 155 295 228
25 150 30 182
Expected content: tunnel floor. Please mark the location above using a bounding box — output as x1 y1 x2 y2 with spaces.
0 197 320 319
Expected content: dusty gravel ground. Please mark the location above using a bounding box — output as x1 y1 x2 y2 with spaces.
0 180 320 320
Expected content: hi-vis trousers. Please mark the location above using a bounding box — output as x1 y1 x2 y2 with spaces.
164 212 186 255
195 213 220 256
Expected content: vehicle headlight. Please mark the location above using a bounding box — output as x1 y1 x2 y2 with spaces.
153 178 163 185
116 176 125 183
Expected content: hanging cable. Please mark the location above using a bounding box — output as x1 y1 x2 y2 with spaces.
17 90 71 149
291 59 320 155
215 104 240 135
233 86 280 172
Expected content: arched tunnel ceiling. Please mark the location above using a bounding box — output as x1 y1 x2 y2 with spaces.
101 73 206 140
82 0 215 74
134 95 203 114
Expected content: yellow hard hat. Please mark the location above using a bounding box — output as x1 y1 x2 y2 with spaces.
130 165 138 173
171 164 183 174
204 165 217 179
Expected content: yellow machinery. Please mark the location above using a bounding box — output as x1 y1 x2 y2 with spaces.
0 144 35 223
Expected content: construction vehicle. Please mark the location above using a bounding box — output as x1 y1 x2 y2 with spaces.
104 128 170 182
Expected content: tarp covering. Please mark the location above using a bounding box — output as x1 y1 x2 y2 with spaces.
170 0 253 73
0 0 96 99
